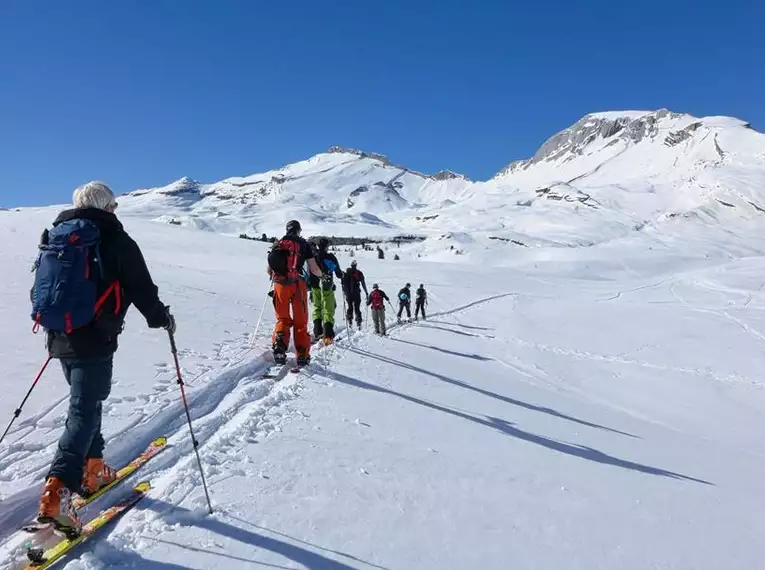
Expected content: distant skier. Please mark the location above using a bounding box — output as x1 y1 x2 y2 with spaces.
309 237 343 344
397 283 412 322
267 220 324 367
31 182 175 535
415 283 427 320
342 260 368 328
367 284 390 335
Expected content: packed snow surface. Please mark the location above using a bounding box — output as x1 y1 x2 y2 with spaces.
1 202 765 569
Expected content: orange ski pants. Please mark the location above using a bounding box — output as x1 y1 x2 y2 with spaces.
272 280 311 358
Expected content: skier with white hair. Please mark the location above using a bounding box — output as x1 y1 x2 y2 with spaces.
30 181 175 535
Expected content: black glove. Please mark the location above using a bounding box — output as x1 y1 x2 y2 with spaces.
164 307 176 335
268 290 274 298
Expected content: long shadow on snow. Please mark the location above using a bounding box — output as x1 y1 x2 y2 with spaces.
141 498 373 570
413 323 489 338
426 320 494 331
389 338 493 361
0 485 41 541
380 293 512 340
100 537 295 569
53 540 203 570
227 514 391 570
349 347 637 439
324 368 712 485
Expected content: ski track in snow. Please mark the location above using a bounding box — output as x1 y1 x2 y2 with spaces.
0 292 514 568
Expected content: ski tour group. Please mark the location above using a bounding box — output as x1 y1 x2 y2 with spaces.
267 218 428 366
0 181 428 567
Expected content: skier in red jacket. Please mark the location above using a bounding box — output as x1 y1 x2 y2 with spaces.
367 284 390 335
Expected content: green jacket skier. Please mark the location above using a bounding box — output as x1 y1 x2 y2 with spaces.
309 238 343 343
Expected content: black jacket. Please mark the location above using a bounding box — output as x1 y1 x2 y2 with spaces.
398 287 412 305
44 208 169 359
342 268 367 297
416 287 427 304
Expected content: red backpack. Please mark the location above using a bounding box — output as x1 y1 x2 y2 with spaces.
268 238 302 282
369 290 385 309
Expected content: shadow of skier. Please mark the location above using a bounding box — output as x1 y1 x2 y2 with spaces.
323 368 712 486
389 337 493 361
139 498 382 570
349 347 639 439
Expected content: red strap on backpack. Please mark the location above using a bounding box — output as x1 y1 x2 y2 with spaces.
94 281 122 316
279 239 302 281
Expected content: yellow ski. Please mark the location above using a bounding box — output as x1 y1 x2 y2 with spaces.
21 436 166 534
72 437 166 509
25 482 151 569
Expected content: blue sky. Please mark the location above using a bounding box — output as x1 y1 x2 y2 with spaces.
1 0 762 207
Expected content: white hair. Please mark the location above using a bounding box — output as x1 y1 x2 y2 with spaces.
73 181 116 211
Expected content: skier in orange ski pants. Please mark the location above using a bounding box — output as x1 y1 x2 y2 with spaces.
272 280 311 359
267 220 324 366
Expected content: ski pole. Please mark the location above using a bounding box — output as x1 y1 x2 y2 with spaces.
0 356 52 447
248 279 274 349
168 331 214 514
341 294 354 348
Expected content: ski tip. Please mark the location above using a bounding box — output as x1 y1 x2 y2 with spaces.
134 481 152 493
152 436 168 446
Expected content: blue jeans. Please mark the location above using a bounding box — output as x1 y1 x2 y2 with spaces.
48 356 113 491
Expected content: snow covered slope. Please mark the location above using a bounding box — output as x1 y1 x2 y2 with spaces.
484 109 765 248
116 110 765 263
1 207 765 569
119 148 474 242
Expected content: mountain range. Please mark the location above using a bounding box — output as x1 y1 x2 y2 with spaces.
118 109 765 263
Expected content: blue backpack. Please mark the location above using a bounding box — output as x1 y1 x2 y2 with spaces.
31 219 118 334
399 291 409 302
322 258 337 274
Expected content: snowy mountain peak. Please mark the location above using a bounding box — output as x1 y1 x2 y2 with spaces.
495 109 761 180
495 109 682 177
115 107 765 259
325 146 470 182
327 145 391 165
431 169 470 182
128 176 201 198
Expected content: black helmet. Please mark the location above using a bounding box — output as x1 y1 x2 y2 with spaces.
373 283 379 289
419 283 424 288
318 237 329 249
351 260 357 267
286 220 301 235
406 283 411 287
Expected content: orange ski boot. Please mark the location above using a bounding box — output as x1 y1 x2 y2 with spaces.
37 477 82 536
81 458 118 496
